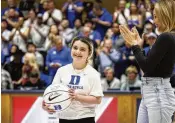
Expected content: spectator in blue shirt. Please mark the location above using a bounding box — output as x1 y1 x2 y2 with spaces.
46 36 72 79
143 32 157 56
78 25 101 48
1 0 23 18
62 0 84 28
96 39 121 76
84 20 102 46
111 23 125 49
91 3 113 39
87 0 103 19
2 8 21 31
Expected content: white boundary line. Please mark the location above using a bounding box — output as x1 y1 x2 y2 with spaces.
21 97 43 123
95 97 113 122
21 97 114 123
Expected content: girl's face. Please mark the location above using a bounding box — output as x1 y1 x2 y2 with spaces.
71 40 90 65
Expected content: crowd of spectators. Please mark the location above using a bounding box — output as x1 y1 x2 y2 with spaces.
1 0 175 91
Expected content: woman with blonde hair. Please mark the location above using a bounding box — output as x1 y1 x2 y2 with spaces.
120 65 141 91
120 0 175 123
17 53 39 86
23 53 39 70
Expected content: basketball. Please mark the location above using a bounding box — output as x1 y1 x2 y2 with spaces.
43 84 72 112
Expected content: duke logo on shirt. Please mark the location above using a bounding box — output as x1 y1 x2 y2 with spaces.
69 75 80 85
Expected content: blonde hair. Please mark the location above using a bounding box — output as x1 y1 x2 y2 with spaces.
126 65 138 74
154 0 175 32
24 53 38 70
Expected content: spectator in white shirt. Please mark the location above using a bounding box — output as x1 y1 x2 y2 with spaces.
113 0 130 25
23 9 37 27
28 13 49 49
9 17 29 52
120 65 142 91
43 1 63 26
101 67 121 91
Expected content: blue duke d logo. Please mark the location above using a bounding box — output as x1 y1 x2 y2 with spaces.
68 75 83 89
69 75 80 85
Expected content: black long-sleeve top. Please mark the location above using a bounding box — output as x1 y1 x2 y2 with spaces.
131 32 175 78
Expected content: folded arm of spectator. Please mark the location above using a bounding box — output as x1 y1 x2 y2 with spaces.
18 27 29 42
97 19 112 27
6 18 18 28
9 29 17 41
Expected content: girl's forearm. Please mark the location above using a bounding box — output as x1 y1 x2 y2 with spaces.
75 95 102 104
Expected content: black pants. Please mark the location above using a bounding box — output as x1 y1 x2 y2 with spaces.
59 117 95 123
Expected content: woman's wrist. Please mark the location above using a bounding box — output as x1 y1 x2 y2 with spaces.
132 40 139 46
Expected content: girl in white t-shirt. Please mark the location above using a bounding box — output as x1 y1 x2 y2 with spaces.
43 37 104 123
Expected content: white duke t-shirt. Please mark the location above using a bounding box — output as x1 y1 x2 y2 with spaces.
52 63 104 119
